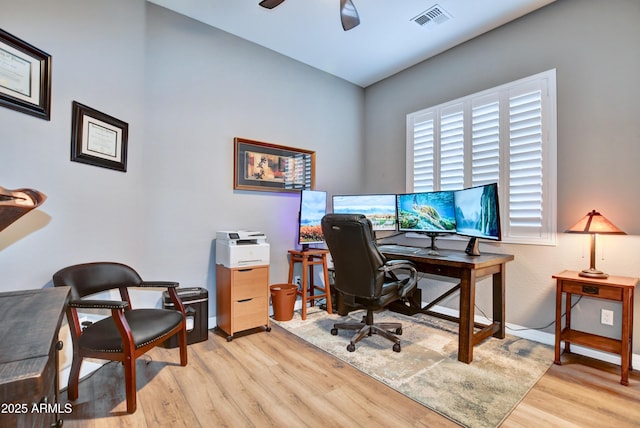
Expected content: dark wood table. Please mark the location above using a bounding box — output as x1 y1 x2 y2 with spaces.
0 287 69 428
379 245 514 363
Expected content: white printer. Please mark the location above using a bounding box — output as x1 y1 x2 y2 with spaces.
215 230 270 268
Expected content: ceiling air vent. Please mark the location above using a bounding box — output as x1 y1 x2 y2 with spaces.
412 4 451 27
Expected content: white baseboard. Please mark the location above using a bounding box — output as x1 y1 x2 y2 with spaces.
430 305 640 368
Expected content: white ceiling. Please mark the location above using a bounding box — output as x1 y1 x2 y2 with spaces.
148 0 556 88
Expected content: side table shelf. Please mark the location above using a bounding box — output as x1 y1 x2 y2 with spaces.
553 270 637 385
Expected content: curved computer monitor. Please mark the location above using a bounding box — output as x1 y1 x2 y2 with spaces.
332 194 397 231
396 191 456 233
298 189 327 250
454 183 501 255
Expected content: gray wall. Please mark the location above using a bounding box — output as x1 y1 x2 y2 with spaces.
364 0 640 350
1 0 639 359
0 0 147 286
0 1 364 319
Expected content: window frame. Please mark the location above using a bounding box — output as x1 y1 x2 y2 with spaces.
405 69 557 245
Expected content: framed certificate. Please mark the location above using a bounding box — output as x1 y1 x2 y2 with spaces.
0 29 52 120
70 101 128 172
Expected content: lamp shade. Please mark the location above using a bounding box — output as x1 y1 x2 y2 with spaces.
566 210 625 235
566 209 625 279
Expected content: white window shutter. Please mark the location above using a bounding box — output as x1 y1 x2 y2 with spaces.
410 113 435 192
406 69 556 245
440 105 464 191
471 98 500 186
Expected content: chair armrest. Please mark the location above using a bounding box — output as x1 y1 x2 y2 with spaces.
380 259 416 271
138 281 179 288
380 260 418 298
69 299 129 310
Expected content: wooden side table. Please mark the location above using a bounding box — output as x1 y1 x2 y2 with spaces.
553 270 638 385
288 249 333 320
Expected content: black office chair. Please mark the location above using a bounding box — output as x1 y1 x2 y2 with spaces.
321 214 418 352
53 262 188 414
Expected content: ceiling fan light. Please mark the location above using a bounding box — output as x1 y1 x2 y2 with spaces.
340 0 360 31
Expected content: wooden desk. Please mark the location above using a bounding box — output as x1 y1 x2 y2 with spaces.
379 245 514 364
0 287 70 428
553 270 637 385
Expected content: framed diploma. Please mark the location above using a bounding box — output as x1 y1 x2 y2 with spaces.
0 28 52 120
233 137 315 193
70 101 128 172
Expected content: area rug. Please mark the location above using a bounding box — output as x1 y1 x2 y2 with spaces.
273 308 553 428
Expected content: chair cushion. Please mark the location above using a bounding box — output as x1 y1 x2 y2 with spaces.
79 309 183 353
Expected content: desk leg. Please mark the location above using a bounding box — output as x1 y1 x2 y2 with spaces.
554 280 562 365
458 269 475 364
492 267 506 339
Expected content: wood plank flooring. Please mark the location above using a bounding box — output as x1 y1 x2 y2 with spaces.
60 324 640 427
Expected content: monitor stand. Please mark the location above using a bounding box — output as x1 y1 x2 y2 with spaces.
464 237 481 256
425 232 439 250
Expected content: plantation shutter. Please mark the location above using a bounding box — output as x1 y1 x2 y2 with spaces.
406 69 557 245
439 105 465 191
410 112 435 192
471 97 500 186
505 81 547 240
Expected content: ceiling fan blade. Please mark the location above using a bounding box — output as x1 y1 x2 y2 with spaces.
340 0 360 31
259 0 285 9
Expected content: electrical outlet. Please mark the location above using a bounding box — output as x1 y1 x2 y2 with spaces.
601 309 614 326
294 275 301 286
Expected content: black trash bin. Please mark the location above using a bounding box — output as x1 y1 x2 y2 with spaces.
163 287 209 348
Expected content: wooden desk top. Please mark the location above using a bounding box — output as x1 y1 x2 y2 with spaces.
553 270 639 288
0 287 69 385
378 245 514 269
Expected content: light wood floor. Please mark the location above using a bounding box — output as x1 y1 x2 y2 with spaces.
60 324 640 427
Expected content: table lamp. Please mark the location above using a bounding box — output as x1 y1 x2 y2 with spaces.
566 209 625 278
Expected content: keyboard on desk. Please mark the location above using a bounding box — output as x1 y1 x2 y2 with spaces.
377 244 423 255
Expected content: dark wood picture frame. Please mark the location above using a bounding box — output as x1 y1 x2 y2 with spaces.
0 28 52 120
70 101 128 172
234 137 315 193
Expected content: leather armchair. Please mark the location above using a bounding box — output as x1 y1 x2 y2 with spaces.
321 214 418 352
53 262 188 413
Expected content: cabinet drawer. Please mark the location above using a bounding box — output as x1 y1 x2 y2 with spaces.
562 280 622 300
233 267 268 300
233 296 268 332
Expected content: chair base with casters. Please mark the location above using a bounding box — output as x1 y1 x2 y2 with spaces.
53 262 188 414
331 308 403 352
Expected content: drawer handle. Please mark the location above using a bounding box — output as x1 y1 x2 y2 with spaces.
238 268 253 272
582 285 599 295
238 298 253 303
